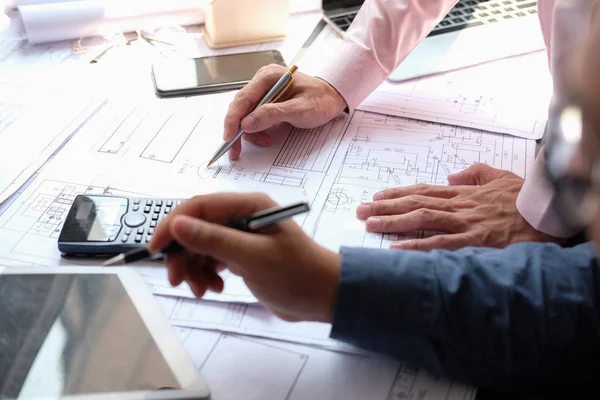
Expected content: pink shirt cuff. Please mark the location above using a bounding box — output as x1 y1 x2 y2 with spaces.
315 41 387 113
516 147 580 238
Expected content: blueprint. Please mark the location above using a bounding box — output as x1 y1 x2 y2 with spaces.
163 321 477 400
0 86 350 303
358 51 552 139
302 110 536 251
0 65 106 203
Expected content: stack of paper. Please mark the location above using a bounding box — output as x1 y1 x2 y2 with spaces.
0 18 552 400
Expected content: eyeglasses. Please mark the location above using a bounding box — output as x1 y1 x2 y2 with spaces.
545 102 600 229
72 26 189 64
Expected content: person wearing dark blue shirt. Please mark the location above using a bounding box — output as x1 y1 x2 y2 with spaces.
149 4 600 396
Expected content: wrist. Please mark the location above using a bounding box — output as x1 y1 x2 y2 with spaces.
315 76 348 114
312 246 341 323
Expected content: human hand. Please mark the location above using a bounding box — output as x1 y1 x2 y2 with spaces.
356 164 562 251
223 64 347 160
149 193 340 323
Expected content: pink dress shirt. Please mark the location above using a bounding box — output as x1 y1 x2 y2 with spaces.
317 0 594 238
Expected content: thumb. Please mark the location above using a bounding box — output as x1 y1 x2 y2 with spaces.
241 101 296 133
447 163 511 186
170 215 263 267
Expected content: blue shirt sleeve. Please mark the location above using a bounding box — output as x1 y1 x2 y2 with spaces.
331 242 600 394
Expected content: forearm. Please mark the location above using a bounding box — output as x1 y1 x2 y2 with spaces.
331 242 600 394
317 0 458 111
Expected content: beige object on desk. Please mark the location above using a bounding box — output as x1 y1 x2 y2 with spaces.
202 0 289 48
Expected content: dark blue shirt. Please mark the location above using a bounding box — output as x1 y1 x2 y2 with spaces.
332 242 600 395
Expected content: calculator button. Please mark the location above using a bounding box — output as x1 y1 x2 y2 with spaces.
146 199 153 206
154 206 161 213
137 227 145 234
132 205 139 212
134 199 140 205
152 214 159 221
125 228 132 235
144 206 151 213
166 200 173 206
156 200 163 206
121 235 129 243
135 234 142 243
164 208 170 214
148 228 155 235
124 213 146 228
150 220 157 228
145 236 151 243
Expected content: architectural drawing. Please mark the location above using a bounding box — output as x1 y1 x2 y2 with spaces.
358 51 552 139
159 322 476 400
302 111 536 251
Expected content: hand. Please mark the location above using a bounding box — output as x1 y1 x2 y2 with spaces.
223 64 347 160
356 164 562 251
149 193 340 323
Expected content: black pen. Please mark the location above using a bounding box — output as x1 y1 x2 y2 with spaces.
102 201 310 266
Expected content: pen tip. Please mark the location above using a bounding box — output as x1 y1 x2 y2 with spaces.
207 160 215 168
102 253 125 267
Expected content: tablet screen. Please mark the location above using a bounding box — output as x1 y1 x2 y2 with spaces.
0 274 179 399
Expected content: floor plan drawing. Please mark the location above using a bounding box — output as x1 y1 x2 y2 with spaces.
302 111 536 251
358 51 552 139
161 323 476 400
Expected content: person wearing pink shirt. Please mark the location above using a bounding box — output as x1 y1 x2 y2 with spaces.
222 0 594 250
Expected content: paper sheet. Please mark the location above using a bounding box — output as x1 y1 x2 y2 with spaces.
358 51 553 139
0 82 536 301
0 65 106 204
0 84 350 303
163 323 477 400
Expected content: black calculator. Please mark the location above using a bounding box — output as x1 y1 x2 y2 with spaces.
58 195 184 256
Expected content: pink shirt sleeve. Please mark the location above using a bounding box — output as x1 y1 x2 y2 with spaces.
316 0 459 112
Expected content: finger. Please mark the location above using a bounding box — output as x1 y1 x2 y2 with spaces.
224 65 288 139
390 233 474 251
241 99 305 133
228 139 242 161
186 255 225 294
169 214 268 268
164 253 189 286
365 209 466 234
373 184 459 201
447 163 515 186
149 192 277 252
242 131 271 147
356 196 455 219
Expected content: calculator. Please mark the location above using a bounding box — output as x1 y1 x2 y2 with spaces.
57 195 184 256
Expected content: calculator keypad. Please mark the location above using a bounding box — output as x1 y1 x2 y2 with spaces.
120 197 184 246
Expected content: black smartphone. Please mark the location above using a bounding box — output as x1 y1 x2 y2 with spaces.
151 50 286 98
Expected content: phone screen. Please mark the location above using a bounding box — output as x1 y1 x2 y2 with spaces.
152 51 286 94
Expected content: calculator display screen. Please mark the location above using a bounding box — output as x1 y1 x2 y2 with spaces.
60 196 128 242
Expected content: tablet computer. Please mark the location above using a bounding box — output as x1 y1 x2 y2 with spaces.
0 266 210 400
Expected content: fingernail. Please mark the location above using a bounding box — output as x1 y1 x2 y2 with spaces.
356 204 371 218
173 215 198 238
391 241 410 249
366 217 380 229
241 115 257 132
373 191 384 200
257 138 270 147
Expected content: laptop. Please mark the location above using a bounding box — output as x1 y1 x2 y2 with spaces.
322 0 546 82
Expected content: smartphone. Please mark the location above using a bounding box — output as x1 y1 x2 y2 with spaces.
151 50 286 97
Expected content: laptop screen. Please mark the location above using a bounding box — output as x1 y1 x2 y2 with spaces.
322 0 364 12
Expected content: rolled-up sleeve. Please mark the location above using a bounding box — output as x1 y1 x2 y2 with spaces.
332 242 600 394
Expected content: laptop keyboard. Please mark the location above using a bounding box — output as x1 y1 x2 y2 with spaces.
328 0 538 36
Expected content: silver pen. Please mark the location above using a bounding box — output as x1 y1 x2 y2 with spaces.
207 65 298 167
